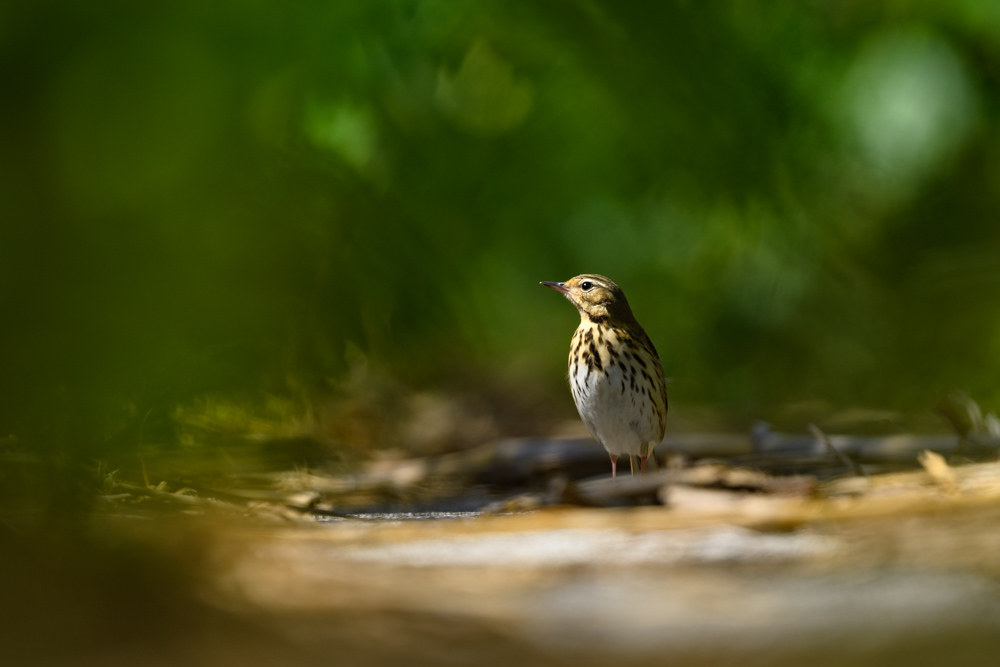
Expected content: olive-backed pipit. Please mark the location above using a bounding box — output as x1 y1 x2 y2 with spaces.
542 274 668 478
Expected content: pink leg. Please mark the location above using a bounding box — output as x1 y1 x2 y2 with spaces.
610 454 618 479
640 455 647 475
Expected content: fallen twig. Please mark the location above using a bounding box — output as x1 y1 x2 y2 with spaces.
810 424 866 477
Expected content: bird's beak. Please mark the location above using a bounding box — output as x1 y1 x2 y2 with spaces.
540 281 569 294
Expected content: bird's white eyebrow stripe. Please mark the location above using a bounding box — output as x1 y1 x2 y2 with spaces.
578 276 609 288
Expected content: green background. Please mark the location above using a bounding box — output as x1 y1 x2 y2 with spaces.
4 0 1000 473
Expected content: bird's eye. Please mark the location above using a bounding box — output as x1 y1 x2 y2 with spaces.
581 281 593 291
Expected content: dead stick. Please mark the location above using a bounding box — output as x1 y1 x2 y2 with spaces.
810 424 867 477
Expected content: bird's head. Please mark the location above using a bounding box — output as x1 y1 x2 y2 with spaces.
540 274 634 323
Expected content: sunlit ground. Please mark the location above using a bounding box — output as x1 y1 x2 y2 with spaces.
5 391 1000 666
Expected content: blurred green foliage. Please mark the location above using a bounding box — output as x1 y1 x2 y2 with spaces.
4 0 1000 467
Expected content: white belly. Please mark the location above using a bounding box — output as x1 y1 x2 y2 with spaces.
569 358 661 457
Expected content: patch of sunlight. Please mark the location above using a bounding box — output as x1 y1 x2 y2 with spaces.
436 40 534 134
172 394 315 445
304 99 380 175
837 28 980 201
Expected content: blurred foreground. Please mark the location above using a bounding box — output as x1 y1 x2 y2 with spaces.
6 426 1000 667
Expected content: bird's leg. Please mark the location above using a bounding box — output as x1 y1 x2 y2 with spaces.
610 454 618 479
640 455 648 475
629 455 635 477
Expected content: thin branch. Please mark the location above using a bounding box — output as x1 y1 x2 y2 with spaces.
810 424 866 477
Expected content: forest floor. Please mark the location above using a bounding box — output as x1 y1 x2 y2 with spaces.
9 432 997 667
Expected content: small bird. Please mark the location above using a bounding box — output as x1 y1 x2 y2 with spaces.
541 274 668 478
